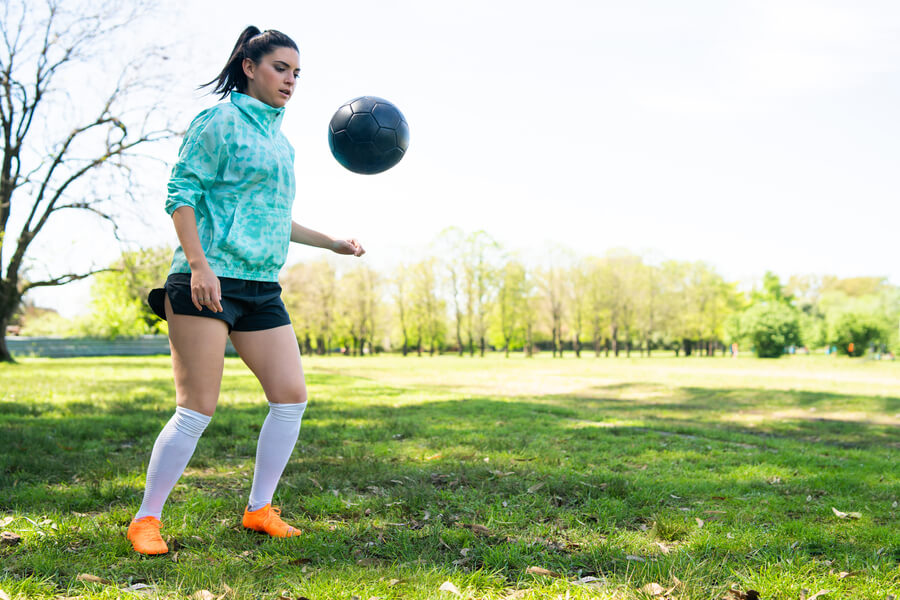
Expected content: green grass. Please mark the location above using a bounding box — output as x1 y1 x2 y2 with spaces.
0 354 898 599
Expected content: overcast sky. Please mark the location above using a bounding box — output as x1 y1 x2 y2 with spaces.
24 0 900 316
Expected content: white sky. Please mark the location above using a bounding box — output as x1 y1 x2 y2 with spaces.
23 0 900 316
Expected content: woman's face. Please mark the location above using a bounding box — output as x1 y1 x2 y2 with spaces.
243 46 301 108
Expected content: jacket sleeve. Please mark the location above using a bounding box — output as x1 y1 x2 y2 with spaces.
165 109 226 215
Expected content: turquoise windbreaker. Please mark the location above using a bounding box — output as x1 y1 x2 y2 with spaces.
166 92 295 282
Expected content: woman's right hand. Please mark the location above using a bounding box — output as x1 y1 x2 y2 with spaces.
190 266 223 312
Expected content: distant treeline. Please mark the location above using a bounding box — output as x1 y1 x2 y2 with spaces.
16 229 900 359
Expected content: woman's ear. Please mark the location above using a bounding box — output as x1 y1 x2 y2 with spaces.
242 57 256 81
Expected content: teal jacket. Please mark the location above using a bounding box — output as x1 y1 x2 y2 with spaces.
166 92 295 282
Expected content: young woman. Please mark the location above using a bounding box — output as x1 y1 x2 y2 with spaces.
127 27 364 555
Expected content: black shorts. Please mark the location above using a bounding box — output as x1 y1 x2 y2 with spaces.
148 273 291 333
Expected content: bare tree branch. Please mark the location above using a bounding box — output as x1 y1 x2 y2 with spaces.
21 266 114 292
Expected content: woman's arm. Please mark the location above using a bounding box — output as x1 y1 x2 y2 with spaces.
172 206 223 312
290 221 365 257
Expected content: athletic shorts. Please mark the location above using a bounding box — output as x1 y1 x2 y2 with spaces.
148 273 291 333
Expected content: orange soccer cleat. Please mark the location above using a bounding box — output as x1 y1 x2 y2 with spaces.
242 504 301 538
126 516 168 555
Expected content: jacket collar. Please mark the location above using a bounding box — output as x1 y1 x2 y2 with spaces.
230 92 285 135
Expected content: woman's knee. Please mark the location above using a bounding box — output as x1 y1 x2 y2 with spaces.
267 380 307 405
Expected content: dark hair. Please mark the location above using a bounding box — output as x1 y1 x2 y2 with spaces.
201 26 299 98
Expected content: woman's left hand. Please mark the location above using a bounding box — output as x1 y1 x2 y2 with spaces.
331 238 365 257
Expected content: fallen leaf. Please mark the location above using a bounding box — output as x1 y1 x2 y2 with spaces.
0 517 14 527
696 518 705 528
768 476 782 485
527 482 545 494
439 580 461 595
502 591 529 599
833 571 853 579
724 589 761 600
425 453 443 461
388 579 401 586
458 523 492 535
76 574 112 585
831 507 861 519
191 592 216 600
653 541 674 554
0 532 21 546
805 591 832 600
641 582 666 596
526 566 561 578
625 555 646 562
0 588 10 600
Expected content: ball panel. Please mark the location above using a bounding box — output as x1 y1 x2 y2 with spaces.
395 120 410 151
371 103 402 129
349 97 378 114
329 105 353 132
373 127 398 152
346 113 379 143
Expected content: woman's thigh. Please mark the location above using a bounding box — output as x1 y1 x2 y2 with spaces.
165 294 229 416
229 325 307 405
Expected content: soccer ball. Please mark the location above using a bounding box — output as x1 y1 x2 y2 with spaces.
328 96 409 174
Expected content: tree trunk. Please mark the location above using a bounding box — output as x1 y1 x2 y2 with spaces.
0 316 13 363
683 339 692 357
479 336 485 357
574 335 581 358
526 323 533 358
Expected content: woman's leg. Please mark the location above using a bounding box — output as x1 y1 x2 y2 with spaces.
133 295 228 521
229 324 306 527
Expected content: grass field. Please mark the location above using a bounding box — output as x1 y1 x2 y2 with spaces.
1 354 898 599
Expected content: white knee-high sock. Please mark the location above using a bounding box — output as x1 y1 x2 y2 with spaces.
247 402 306 512
134 406 211 520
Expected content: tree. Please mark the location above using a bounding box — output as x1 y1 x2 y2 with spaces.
492 258 528 357
0 0 177 361
282 259 338 354
433 226 468 355
336 264 380 356
409 257 445 356
390 262 412 356
461 231 499 357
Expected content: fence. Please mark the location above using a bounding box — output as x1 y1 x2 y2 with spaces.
7 336 237 358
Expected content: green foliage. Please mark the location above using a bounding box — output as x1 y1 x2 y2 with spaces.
17 310 78 337
740 302 801 358
79 247 172 339
827 311 884 356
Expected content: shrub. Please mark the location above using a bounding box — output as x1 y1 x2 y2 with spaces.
741 303 801 358
827 311 883 356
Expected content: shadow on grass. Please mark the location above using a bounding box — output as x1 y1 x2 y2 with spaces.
1 366 898 592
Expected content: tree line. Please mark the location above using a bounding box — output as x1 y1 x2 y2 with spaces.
14 229 900 359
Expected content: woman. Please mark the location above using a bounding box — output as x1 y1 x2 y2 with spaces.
127 27 364 555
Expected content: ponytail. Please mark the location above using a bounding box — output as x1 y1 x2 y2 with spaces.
201 26 299 98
